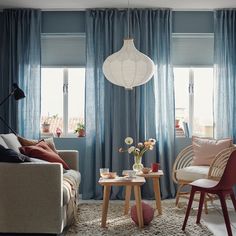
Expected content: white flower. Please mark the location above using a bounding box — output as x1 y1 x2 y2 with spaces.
128 146 135 153
137 142 144 147
135 148 140 153
125 137 133 145
148 138 156 144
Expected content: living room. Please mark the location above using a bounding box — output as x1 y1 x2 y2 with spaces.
0 0 236 235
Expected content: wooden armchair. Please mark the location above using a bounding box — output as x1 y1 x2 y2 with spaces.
172 144 236 213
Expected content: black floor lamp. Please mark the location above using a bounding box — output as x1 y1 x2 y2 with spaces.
0 83 25 135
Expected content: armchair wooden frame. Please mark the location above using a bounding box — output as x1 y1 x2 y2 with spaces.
172 144 236 213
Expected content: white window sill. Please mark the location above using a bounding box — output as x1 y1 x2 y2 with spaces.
41 132 85 139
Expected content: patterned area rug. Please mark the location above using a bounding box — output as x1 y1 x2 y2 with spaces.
65 200 213 236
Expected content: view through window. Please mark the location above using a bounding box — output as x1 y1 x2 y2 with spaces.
174 67 213 137
41 68 85 136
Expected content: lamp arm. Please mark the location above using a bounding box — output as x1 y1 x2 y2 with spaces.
0 90 15 107
0 116 17 135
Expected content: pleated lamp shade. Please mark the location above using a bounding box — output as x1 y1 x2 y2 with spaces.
103 38 155 89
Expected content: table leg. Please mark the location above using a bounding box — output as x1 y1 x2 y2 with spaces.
101 185 111 228
124 185 132 215
153 177 162 215
134 185 144 228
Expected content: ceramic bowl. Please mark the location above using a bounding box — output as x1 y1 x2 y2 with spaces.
125 170 136 178
108 172 117 179
142 167 151 174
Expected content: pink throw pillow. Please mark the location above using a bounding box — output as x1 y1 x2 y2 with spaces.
19 141 70 169
191 136 232 166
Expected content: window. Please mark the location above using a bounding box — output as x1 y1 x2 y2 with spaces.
174 67 213 137
41 67 85 136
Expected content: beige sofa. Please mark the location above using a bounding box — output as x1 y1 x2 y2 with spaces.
0 133 81 234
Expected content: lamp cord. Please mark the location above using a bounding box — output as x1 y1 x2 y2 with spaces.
127 0 130 39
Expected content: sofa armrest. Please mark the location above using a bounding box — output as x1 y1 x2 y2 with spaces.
58 150 79 171
0 162 63 233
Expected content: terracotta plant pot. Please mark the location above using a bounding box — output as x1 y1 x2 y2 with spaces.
78 129 85 137
41 123 50 133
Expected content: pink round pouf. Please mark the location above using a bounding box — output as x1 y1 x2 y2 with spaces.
131 201 154 226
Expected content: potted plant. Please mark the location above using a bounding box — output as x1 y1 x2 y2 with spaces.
41 121 50 133
74 122 85 137
41 114 58 133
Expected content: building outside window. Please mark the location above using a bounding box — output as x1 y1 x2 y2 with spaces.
41 67 85 137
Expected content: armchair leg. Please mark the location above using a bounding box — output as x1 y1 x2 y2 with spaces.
197 191 205 224
175 184 184 207
176 183 188 207
182 187 196 231
219 192 233 236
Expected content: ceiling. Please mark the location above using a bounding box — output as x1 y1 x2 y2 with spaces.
0 0 236 10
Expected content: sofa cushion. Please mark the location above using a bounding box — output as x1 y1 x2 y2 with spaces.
1 133 22 153
29 157 50 163
0 145 31 162
17 136 58 154
191 136 232 166
176 166 209 182
0 137 8 148
63 170 81 205
19 141 69 169
43 137 58 153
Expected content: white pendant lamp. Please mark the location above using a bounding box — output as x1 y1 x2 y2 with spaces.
102 4 155 90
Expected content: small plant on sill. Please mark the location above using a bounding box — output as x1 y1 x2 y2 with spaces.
74 122 85 137
41 114 58 133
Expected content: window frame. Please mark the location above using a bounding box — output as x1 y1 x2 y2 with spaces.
41 66 85 138
174 66 214 137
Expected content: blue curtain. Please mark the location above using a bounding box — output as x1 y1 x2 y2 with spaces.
1 9 41 139
214 10 236 141
84 9 175 199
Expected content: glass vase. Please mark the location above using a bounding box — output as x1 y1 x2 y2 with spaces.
132 155 143 172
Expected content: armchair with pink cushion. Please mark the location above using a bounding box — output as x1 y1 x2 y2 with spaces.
172 136 236 213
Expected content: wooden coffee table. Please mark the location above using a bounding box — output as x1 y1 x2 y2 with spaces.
124 170 164 215
98 177 146 228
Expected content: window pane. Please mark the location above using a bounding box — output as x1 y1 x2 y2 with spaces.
174 67 214 137
174 68 190 128
193 68 213 137
41 68 63 134
68 68 85 133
